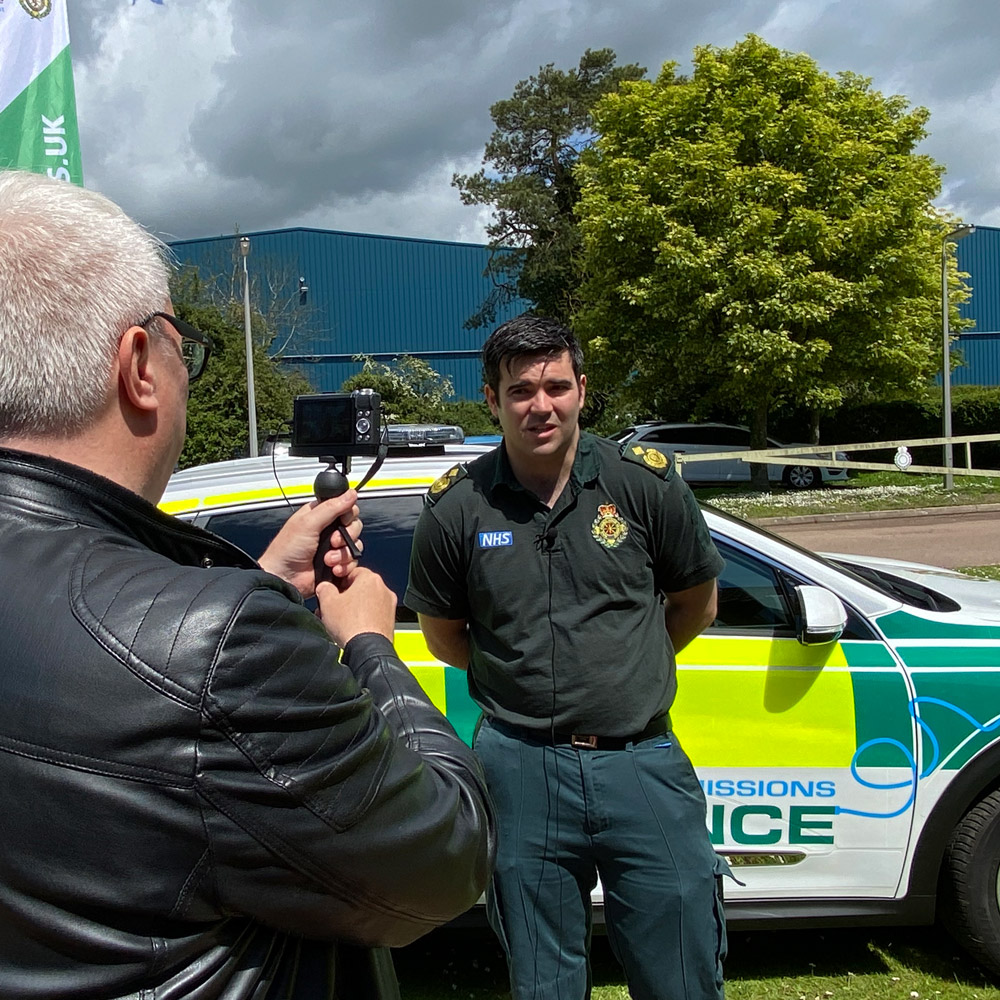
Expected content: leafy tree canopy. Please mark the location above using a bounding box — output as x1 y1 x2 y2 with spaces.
455 48 645 326
574 35 970 467
342 355 495 436
172 268 312 469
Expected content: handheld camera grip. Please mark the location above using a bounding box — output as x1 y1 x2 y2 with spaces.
313 468 360 585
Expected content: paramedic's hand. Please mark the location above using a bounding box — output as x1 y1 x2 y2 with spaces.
258 490 362 598
315 567 396 646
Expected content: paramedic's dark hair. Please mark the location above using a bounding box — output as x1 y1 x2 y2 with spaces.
482 315 584 395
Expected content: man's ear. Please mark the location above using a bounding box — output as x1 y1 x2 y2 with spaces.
484 384 499 418
117 326 159 412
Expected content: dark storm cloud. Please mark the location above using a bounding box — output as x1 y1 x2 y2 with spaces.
184 0 786 220
64 0 1000 240
181 1 519 214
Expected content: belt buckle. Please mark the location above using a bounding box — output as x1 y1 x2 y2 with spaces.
571 734 599 749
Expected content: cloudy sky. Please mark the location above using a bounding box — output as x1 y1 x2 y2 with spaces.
67 0 998 246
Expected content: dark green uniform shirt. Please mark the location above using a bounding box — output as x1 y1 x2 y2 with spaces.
405 432 724 736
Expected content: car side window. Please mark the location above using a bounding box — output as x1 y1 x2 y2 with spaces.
203 494 425 623
644 428 703 445
643 426 750 447
715 427 751 447
711 541 795 632
662 427 718 445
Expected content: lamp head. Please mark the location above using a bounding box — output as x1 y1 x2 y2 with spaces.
945 224 975 243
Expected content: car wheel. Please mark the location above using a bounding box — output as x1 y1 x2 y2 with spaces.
940 789 1000 976
782 465 819 490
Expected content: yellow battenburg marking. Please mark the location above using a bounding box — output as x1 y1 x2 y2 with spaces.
675 636 854 768
408 666 447 714
394 631 447 713
159 477 437 516
394 630 436 661
204 484 314 507
159 499 200 515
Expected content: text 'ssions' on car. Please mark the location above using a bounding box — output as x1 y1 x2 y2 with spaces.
161 435 1000 975
610 422 849 489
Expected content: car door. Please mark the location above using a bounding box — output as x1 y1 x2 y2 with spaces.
710 426 754 482
674 537 918 904
192 491 482 746
190 492 920 908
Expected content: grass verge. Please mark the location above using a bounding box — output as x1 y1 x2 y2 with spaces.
394 927 1000 1000
957 565 1000 581
694 472 1000 521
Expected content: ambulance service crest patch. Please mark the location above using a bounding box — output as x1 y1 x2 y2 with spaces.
591 503 629 549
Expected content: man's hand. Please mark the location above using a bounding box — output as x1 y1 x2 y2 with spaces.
258 490 362 599
315 568 397 647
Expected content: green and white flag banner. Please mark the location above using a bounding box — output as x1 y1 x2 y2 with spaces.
0 0 83 184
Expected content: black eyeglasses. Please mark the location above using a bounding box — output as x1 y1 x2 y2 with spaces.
138 312 213 382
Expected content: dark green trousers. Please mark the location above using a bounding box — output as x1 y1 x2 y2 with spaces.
474 718 727 1000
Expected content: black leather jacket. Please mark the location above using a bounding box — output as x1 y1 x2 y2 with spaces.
0 448 495 999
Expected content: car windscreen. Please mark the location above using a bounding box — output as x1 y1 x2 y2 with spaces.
824 558 961 613
607 427 637 443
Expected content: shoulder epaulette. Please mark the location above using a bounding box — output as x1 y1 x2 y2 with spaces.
621 443 673 480
425 463 468 504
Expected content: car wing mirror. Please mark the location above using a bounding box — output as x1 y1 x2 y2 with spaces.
793 585 847 646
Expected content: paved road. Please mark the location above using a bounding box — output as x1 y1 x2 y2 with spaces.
765 509 1000 569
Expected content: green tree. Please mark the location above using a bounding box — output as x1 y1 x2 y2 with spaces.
342 355 495 436
342 355 454 422
455 48 645 326
172 268 312 469
575 35 970 484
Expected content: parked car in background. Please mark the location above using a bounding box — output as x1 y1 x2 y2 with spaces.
609 422 849 489
159 440 1000 974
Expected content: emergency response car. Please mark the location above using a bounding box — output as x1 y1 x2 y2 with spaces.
160 437 1000 974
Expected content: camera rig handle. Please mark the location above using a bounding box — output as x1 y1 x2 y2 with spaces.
312 444 387 587
313 463 359 585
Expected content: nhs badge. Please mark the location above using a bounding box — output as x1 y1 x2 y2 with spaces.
478 530 513 548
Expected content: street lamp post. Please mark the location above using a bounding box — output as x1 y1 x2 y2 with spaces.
239 236 259 458
941 224 975 488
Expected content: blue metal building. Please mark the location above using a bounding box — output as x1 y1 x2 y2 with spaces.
168 227 532 400
168 223 1000 395
956 226 1000 386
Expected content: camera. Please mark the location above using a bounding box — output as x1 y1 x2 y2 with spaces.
289 391 382 460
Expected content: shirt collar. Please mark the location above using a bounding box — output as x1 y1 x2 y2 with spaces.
571 432 601 488
487 431 601 496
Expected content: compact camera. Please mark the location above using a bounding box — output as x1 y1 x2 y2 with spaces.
289 390 383 460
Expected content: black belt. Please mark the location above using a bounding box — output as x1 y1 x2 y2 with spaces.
499 713 670 751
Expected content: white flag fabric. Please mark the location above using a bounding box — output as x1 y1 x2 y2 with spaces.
0 0 83 183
